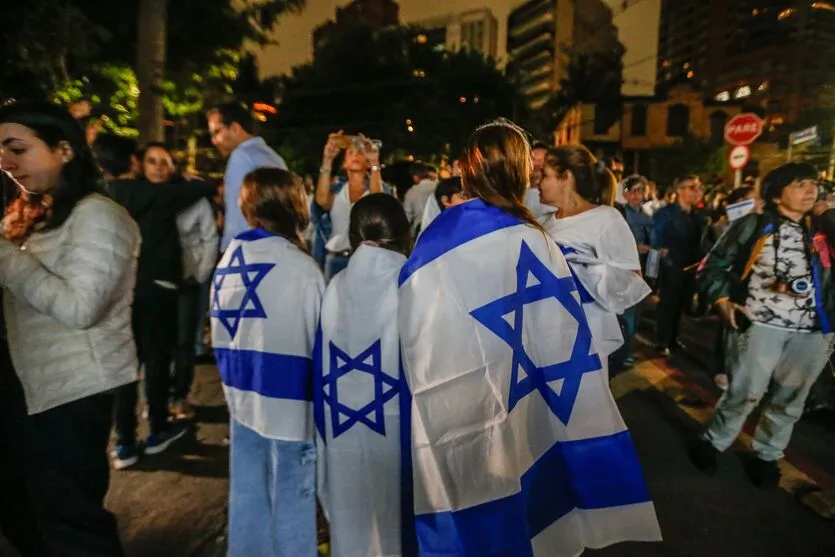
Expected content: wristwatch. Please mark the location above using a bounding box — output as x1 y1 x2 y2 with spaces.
370 165 381 173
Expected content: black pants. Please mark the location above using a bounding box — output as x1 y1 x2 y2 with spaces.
114 285 178 445
0 341 124 557
656 265 694 349
173 283 200 401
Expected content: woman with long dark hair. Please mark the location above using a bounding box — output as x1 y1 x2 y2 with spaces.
0 101 137 555
398 120 660 555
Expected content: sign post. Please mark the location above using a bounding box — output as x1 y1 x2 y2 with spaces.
725 113 763 188
729 145 751 188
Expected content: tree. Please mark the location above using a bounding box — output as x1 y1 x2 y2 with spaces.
137 0 168 142
272 24 524 172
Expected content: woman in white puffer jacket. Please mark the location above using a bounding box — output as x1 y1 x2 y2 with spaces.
0 102 138 556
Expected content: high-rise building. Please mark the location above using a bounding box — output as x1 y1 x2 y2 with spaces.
412 9 499 58
657 0 835 123
506 0 621 110
313 0 400 53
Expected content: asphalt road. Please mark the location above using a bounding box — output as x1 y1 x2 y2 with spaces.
2 307 835 556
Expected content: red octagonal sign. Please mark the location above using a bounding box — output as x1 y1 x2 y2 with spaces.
725 113 764 146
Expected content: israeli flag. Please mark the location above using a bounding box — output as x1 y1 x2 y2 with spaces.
211 229 324 441
542 208 651 358
399 199 661 556
314 244 409 557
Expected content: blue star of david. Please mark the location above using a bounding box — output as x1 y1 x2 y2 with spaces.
210 245 275 338
321 340 399 438
470 240 601 424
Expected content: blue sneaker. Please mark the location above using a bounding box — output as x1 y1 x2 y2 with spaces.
144 424 189 455
112 444 139 470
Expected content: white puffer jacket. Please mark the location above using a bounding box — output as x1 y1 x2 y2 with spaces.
0 193 140 415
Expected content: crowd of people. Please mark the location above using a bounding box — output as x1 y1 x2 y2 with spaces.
0 98 832 557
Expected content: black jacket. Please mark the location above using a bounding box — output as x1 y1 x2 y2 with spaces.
106 177 213 294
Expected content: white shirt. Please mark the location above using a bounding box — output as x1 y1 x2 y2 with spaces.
326 183 371 253
177 198 218 284
404 179 437 234
542 205 650 357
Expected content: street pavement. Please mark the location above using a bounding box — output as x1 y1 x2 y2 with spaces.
2 307 835 556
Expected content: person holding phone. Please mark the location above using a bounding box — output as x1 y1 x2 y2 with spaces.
313 132 391 282
693 163 834 489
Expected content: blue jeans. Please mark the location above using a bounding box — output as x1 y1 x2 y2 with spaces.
228 420 317 556
324 253 350 283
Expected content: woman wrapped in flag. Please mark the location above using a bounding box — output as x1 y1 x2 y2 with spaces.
398 120 661 556
315 194 413 557
537 144 652 365
211 168 323 557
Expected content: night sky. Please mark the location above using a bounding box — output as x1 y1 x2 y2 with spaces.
255 0 660 96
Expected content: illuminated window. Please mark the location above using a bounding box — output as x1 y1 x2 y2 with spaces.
416 34 428 44
734 85 752 98
687 70 695 79
752 8 759 16
715 91 731 102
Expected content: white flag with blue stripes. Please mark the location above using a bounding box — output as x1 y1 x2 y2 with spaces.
399 199 661 556
314 244 410 557
211 228 324 441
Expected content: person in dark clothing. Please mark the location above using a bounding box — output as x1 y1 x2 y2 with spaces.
652 175 705 355
93 135 213 470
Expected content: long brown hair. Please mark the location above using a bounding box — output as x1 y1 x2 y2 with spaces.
543 144 616 206
460 119 545 232
240 167 309 250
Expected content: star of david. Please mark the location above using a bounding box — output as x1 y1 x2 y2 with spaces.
470 240 601 424
210 245 275 338
321 340 400 438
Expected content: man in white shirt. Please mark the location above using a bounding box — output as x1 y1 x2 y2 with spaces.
403 163 437 236
206 101 287 252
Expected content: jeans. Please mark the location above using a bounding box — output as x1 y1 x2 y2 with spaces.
173 283 200 401
0 340 123 556
324 253 350 283
114 284 178 444
611 304 640 372
704 324 833 461
228 420 317 557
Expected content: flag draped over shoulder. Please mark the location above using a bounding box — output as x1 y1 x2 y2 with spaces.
314 245 409 557
541 208 652 358
210 228 324 441
398 199 661 557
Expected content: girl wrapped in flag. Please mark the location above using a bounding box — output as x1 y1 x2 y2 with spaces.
211 168 323 557
537 144 651 363
398 120 661 556
315 194 413 557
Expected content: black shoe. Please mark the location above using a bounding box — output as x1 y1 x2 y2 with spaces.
690 440 719 475
746 458 781 489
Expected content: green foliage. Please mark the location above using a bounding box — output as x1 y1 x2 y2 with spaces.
273 24 525 172
650 135 727 185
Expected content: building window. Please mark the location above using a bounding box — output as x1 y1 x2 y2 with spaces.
667 104 690 137
709 111 728 146
631 104 647 136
